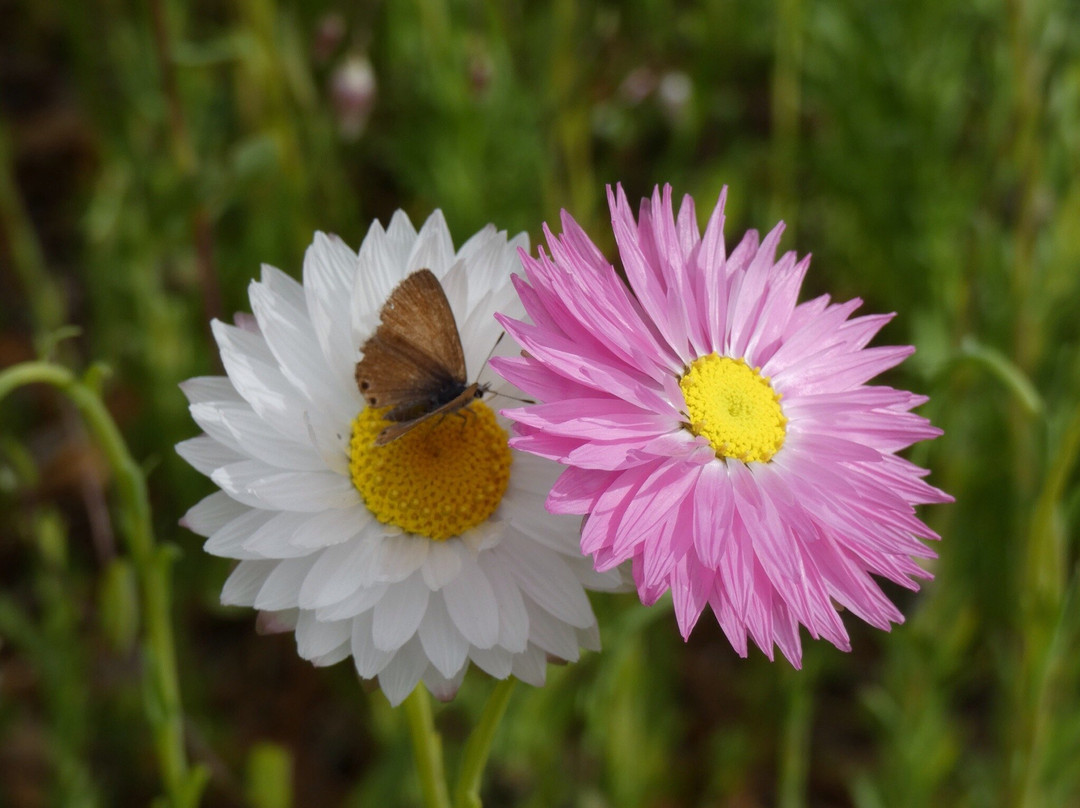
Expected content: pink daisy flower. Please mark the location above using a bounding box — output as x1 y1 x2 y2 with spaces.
491 184 952 665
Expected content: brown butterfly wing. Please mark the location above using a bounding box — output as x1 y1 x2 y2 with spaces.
374 383 482 445
355 269 468 409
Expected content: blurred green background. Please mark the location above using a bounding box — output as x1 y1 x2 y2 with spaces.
2 0 1080 805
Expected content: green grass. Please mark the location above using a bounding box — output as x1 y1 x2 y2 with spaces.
1 0 1079 805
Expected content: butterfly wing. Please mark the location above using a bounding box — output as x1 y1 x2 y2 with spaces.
355 269 468 409
374 383 482 445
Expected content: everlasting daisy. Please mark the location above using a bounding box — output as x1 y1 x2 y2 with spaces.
492 185 952 665
178 211 621 706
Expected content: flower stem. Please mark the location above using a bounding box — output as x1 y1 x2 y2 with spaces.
0 361 207 807
770 0 803 234
777 665 812 808
0 123 65 340
403 686 452 808
453 677 516 808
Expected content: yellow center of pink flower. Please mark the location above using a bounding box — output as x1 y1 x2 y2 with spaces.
679 354 787 463
347 402 512 541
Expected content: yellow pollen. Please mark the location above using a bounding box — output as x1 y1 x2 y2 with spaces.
679 354 787 463
348 402 512 541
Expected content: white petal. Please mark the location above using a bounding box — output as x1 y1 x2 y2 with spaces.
572 560 631 592
455 221 498 263
500 536 595 629
423 664 467 702
502 452 562 501
351 610 395 677
523 599 581 662
407 210 455 276
460 286 514 382
204 508 276 558
374 533 430 583
459 232 518 309
372 573 430 652
442 561 499 649
506 512 579 557
289 504 372 550
299 538 380 609
420 541 463 590
304 232 362 387
254 557 318 610
377 636 429 707
315 583 388 621
187 403 242 456
176 436 243 476
576 621 602 653
509 645 547 687
385 209 419 249
469 646 513 679
190 401 325 471
295 611 352 659
181 492 248 537
311 641 351 667
212 320 311 443
242 511 317 558
221 560 278 606
259 263 307 310
249 280 355 428
439 258 470 330
507 231 529 256
180 376 241 406
454 226 510 309
215 315 276 363
257 609 298 634
479 553 529 653
417 596 469 678
353 221 403 345
304 411 350 477
459 519 506 553
211 461 360 511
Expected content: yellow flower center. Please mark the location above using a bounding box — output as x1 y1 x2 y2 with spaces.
348 402 512 541
679 353 787 463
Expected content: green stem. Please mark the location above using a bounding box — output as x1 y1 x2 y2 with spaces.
453 678 516 808
0 123 66 340
550 0 596 230
777 666 811 808
1017 404 1080 808
403 686 452 808
149 0 222 329
770 0 803 233
0 361 205 807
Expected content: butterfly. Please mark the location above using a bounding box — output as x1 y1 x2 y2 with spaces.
355 268 486 445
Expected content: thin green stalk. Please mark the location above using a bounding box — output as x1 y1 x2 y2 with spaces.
0 512 99 807
777 667 811 808
1016 404 1080 808
1003 2 1060 803
453 677 516 808
1020 573 1080 808
0 123 66 340
148 0 222 329
550 0 596 230
0 361 207 808
1002 0 1045 510
403 686 452 808
770 0 803 233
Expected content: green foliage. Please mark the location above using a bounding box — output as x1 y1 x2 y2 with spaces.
2 0 1080 805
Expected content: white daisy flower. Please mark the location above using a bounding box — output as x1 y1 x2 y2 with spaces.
178 211 622 706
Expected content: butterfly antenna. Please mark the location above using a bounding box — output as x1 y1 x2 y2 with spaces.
479 330 506 369
476 332 536 405
486 389 536 406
